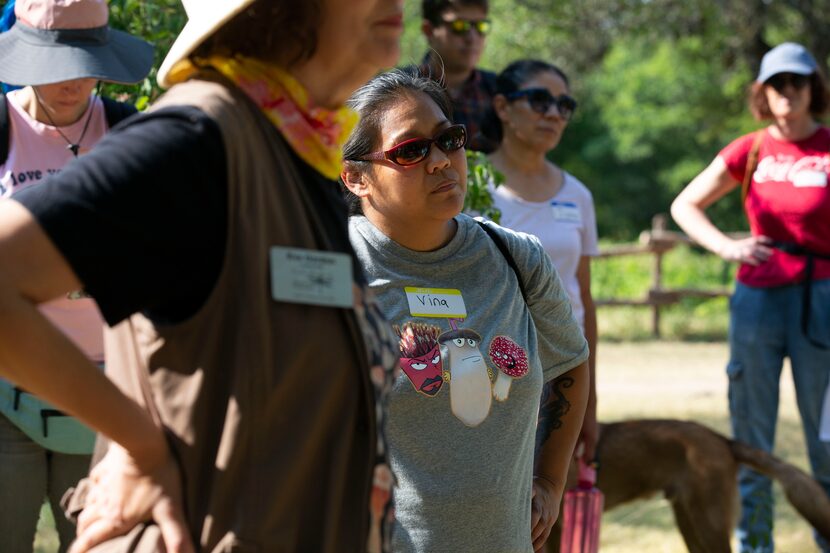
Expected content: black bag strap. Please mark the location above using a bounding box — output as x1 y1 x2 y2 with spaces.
0 93 9 166
101 96 138 129
769 240 830 350
0 95 137 165
476 219 528 303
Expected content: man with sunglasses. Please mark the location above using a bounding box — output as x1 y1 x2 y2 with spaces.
418 0 498 152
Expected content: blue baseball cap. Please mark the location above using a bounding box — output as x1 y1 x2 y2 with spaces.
757 42 818 84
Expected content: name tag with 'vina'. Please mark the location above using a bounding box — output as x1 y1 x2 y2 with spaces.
405 287 467 318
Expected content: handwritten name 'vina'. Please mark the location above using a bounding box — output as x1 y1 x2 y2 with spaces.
416 294 450 308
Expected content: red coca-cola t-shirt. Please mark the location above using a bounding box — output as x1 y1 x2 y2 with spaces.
720 126 830 287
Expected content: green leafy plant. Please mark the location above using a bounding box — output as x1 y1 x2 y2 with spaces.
464 150 504 223
105 0 187 108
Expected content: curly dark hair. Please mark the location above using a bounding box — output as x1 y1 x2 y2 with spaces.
748 72 830 120
422 0 489 25
193 0 322 68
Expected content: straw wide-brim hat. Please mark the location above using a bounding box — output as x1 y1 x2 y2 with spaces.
0 0 153 86
157 0 256 89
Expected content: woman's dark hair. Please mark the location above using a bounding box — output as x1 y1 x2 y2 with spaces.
194 0 322 67
482 59 570 145
748 71 830 120
341 68 453 214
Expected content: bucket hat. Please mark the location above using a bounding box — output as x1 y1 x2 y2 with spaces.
0 0 154 86
157 0 256 89
757 42 818 84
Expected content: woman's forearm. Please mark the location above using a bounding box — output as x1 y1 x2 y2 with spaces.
534 361 589 492
670 198 733 256
670 156 741 257
0 284 166 470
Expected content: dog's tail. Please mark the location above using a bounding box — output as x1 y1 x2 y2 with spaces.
730 440 830 539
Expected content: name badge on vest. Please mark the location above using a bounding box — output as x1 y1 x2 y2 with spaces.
551 201 581 224
405 287 467 318
270 246 353 308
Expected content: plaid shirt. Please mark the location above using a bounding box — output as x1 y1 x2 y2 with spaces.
417 60 499 153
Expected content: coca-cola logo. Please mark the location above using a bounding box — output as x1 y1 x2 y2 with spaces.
754 154 830 187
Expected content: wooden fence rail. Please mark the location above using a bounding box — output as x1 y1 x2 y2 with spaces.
595 214 743 338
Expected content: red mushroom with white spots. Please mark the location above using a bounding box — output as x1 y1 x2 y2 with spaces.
488 335 529 401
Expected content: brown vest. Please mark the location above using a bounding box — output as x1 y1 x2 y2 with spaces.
86 77 386 552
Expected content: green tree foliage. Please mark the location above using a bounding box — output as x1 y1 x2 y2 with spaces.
402 0 830 239
106 0 186 107
464 151 504 222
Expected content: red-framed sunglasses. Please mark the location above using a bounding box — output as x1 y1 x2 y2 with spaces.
351 124 467 167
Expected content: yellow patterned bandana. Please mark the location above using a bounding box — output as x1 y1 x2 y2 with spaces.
173 55 358 180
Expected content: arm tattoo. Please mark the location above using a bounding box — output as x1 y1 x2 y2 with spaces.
535 375 574 457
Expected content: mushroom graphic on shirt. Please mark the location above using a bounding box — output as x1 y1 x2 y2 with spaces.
394 322 444 396
488 335 529 401
438 328 493 427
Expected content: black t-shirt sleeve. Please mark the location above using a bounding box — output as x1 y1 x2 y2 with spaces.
14 106 228 326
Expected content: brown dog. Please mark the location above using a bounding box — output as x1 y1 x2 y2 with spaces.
548 419 830 553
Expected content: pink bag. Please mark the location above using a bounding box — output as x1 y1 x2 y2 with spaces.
560 460 604 553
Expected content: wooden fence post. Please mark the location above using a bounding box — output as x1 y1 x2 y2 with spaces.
595 215 738 338
651 214 667 338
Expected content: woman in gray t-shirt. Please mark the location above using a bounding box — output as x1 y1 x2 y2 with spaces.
341 69 589 553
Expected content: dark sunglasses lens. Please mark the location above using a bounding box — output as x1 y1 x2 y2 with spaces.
558 96 577 118
792 74 809 88
768 73 810 91
527 91 556 114
392 139 431 166
437 126 467 152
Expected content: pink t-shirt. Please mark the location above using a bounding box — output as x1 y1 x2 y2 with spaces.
720 127 830 288
0 89 108 361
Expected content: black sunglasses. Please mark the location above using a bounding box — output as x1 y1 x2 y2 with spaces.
766 72 811 92
443 18 491 36
506 88 578 119
352 124 467 167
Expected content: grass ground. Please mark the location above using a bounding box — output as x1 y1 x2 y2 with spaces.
33 339 819 552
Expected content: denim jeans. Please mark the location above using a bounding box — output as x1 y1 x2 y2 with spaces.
729 280 830 553
0 413 90 553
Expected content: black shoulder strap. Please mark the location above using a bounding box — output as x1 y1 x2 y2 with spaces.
0 94 8 165
480 69 499 95
101 96 138 129
476 219 528 303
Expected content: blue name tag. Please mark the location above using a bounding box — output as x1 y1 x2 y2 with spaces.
551 201 581 224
